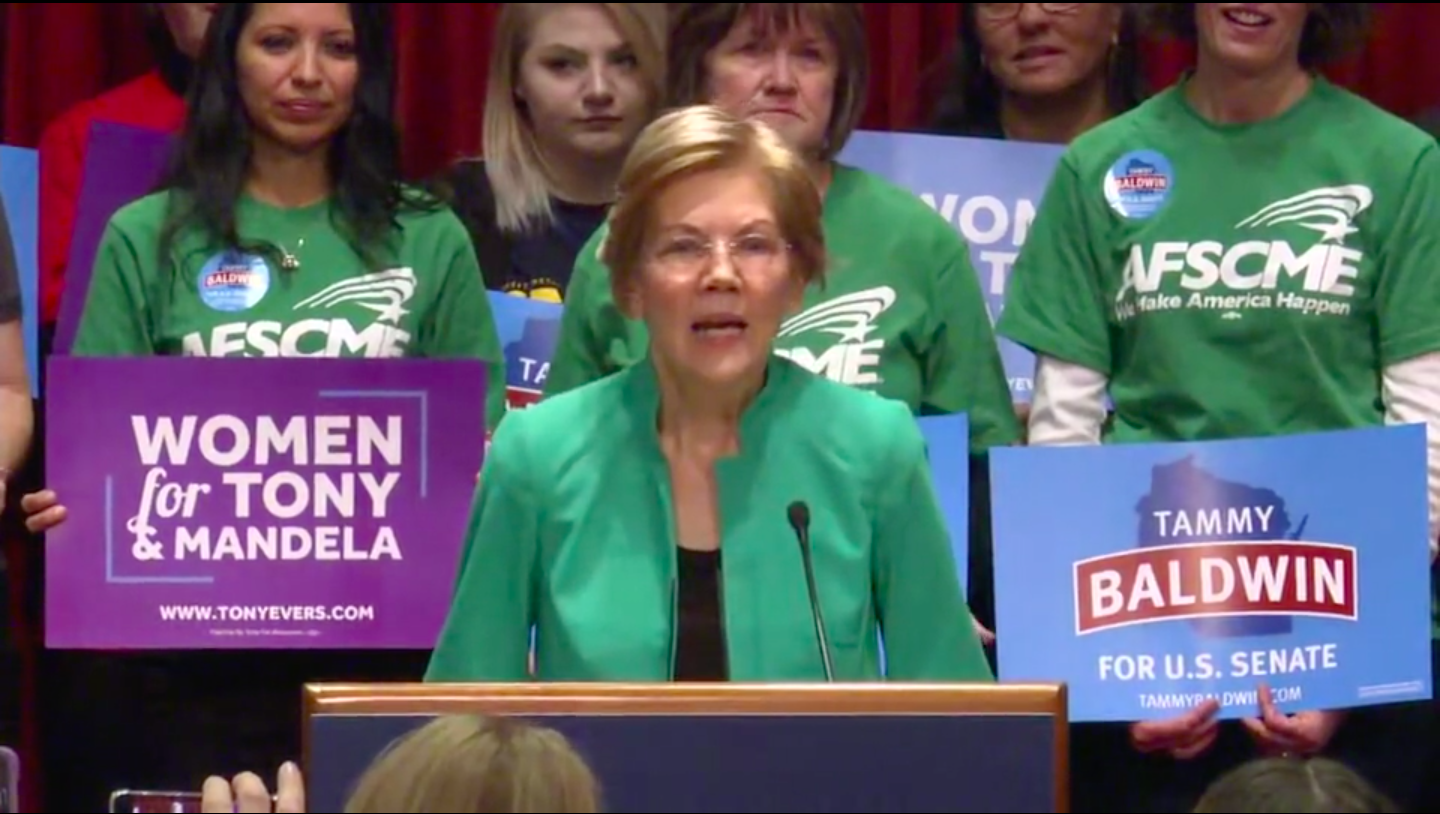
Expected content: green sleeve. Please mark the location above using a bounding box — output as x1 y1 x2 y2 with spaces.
424 411 538 682
1376 142 1440 365
925 237 1022 450
873 401 994 681
420 216 507 431
997 154 1113 375
72 220 156 356
544 225 615 397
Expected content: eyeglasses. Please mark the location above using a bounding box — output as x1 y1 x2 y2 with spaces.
974 3 1082 23
649 232 790 276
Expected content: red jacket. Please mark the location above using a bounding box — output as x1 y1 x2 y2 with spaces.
38 70 185 326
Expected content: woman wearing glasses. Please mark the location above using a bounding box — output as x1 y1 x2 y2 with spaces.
426 105 992 684
544 4 1018 451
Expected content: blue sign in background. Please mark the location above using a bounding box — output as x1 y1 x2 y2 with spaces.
838 131 1064 403
488 291 562 411
0 145 41 396
991 425 1434 722
916 413 969 592
308 712 1059 812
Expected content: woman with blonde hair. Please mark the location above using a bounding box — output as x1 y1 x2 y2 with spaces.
435 3 666 303
427 104 991 683
541 3 1020 652
202 714 602 813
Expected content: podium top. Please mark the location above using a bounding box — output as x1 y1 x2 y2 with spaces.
304 681 1066 717
301 683 1071 813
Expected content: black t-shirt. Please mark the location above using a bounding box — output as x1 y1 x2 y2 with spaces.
433 160 607 302
0 197 21 323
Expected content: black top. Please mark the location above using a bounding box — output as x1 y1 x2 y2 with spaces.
673 547 728 681
0 197 21 323
432 160 606 302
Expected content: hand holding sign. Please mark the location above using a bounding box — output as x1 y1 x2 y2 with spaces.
1242 684 1346 756
1129 698 1221 759
20 489 66 534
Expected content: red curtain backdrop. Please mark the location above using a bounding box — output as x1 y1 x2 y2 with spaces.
6 3 1440 177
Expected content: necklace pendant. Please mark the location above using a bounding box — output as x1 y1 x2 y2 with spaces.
280 251 300 271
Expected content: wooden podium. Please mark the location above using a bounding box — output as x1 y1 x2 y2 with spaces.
304 682 1069 812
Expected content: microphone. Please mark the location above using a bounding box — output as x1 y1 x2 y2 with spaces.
787 500 834 682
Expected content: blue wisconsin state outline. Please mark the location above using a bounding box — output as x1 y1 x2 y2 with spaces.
1134 456 1306 638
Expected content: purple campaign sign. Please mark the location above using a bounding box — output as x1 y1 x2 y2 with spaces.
44 356 486 650
53 121 175 355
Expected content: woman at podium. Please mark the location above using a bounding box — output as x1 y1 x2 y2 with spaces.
426 105 992 684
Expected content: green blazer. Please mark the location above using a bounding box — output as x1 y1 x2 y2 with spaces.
425 356 993 683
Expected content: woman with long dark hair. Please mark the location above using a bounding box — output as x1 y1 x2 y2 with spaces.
25 4 503 808
929 3 1147 144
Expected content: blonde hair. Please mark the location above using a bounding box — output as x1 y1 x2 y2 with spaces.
602 104 827 305
343 714 602 813
482 3 667 234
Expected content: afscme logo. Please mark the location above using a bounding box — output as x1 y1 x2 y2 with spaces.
1113 185 1373 320
293 267 418 325
774 287 896 386
183 268 419 358
1234 185 1373 244
777 287 896 344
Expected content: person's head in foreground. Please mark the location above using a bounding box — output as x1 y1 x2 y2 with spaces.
602 103 825 403
201 714 602 813
1192 756 1398 813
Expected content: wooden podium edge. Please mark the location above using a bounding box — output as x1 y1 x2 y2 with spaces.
301 682 1069 811
304 680 1064 714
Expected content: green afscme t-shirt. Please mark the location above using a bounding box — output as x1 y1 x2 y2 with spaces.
1000 78 1440 444
74 190 507 428
545 165 1021 453
999 78 1440 637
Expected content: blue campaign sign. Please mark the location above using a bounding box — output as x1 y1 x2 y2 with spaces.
838 131 1064 403
488 290 562 411
0 146 40 396
990 425 1434 722
918 413 969 591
